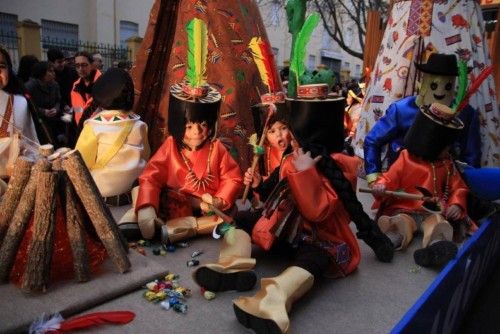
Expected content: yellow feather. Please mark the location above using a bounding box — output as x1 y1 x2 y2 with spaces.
249 37 270 93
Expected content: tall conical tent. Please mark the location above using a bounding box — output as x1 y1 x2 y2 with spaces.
353 0 499 166
130 0 279 170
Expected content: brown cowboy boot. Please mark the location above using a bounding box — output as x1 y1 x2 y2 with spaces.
233 266 314 334
193 229 257 292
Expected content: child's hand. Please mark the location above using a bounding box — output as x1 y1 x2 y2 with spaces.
371 183 386 197
292 148 321 172
244 168 261 188
200 193 223 213
445 204 462 220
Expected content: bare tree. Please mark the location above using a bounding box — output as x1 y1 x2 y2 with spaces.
313 0 389 60
257 0 389 61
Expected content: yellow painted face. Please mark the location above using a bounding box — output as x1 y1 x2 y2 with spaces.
417 73 456 107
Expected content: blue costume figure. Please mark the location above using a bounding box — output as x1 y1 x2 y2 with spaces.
364 54 481 185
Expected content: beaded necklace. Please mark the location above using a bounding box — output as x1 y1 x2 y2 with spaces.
431 160 452 212
180 142 214 192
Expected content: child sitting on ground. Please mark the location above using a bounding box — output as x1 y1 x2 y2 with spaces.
371 103 469 268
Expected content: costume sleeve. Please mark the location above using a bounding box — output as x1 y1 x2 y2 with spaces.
75 124 98 169
374 150 405 191
286 162 340 223
458 105 481 168
214 142 243 210
136 137 171 213
447 168 469 215
364 103 400 183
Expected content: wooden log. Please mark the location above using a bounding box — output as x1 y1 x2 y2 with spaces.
64 173 91 282
0 159 51 282
62 150 130 273
38 144 54 157
21 171 58 293
0 157 33 245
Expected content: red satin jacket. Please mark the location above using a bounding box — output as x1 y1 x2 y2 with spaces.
282 153 361 275
136 137 243 214
373 149 468 217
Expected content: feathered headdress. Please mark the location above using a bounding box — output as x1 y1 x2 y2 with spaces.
186 18 208 88
248 37 280 94
289 13 320 86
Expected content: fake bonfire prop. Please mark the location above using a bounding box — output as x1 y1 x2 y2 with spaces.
0 145 129 293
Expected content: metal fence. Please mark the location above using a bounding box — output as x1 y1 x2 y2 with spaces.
0 30 21 70
41 36 131 70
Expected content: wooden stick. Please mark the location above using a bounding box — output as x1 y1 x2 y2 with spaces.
241 105 274 203
359 187 428 200
0 159 51 282
62 150 130 273
21 171 58 293
0 157 33 245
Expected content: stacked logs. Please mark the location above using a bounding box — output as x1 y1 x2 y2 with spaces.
0 145 130 293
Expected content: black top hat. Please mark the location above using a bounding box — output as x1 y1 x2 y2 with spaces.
286 85 346 154
415 53 458 76
404 103 464 161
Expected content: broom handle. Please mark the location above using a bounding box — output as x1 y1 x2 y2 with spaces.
359 187 425 200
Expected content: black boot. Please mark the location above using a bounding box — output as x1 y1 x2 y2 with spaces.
413 240 458 268
357 223 394 263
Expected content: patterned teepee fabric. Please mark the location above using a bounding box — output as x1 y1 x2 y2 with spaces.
131 0 276 170
354 0 499 167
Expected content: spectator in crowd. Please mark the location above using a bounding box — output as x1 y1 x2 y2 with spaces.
17 55 39 84
71 51 101 126
25 61 65 148
47 48 78 110
117 60 132 72
92 53 104 71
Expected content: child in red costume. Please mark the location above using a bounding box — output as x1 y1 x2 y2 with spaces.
372 103 469 268
120 18 243 242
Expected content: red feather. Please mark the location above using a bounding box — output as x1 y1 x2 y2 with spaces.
457 65 493 112
56 311 135 332
258 39 280 93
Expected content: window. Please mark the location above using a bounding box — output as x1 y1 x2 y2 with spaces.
355 64 361 78
120 21 138 48
41 19 78 43
41 19 79 54
345 27 353 46
308 55 316 70
344 61 350 70
0 12 19 68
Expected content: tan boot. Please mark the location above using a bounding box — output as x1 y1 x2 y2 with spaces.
117 186 144 240
377 214 417 250
233 266 314 334
193 229 257 292
421 214 453 248
164 215 223 243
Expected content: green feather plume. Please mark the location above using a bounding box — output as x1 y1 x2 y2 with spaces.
186 18 208 88
452 60 468 113
289 13 320 85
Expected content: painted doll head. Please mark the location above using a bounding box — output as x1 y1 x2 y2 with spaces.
415 53 459 108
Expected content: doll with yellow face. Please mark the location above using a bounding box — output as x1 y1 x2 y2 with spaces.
414 53 459 108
